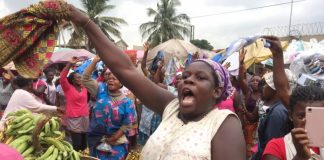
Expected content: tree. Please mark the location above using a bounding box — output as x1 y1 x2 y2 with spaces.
190 39 214 50
67 0 127 49
140 0 191 47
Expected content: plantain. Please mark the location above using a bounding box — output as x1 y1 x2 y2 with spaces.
16 142 29 154
72 150 80 160
9 135 31 148
11 118 31 129
17 125 35 134
49 148 59 160
6 109 31 118
4 135 14 144
36 145 55 160
43 137 65 151
44 122 50 134
21 146 34 157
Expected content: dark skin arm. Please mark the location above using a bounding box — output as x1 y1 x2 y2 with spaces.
68 6 175 115
238 49 250 97
262 36 290 108
153 61 164 84
211 115 246 159
141 43 150 77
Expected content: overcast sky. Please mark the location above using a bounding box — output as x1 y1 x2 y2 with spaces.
1 0 324 49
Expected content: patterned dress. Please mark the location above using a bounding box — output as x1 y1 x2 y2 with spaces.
88 82 137 160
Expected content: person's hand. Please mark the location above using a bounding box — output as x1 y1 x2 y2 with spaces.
261 36 283 56
69 57 79 64
93 55 101 63
223 62 231 69
239 48 247 64
143 42 150 52
157 60 164 69
106 137 117 145
56 107 65 118
67 4 90 27
291 128 311 160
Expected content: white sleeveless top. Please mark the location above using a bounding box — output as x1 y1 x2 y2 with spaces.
140 99 234 160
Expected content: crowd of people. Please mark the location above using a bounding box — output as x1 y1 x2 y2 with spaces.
0 2 323 160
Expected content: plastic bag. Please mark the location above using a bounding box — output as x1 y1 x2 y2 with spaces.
96 138 112 153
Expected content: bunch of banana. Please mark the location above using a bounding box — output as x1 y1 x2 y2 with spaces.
0 109 81 160
35 138 81 160
4 109 36 136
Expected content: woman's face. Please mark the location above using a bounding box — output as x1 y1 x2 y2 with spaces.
249 75 261 91
175 74 182 88
72 73 82 86
103 71 110 82
177 62 222 119
107 73 122 91
290 101 324 128
46 71 54 82
259 80 275 102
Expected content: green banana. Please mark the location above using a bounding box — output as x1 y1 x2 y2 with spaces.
6 109 31 118
17 125 35 134
11 118 31 129
44 122 50 134
9 135 31 148
57 153 63 160
73 151 80 160
36 145 55 160
22 146 34 157
43 137 65 151
24 156 37 160
33 114 45 125
16 142 29 154
62 140 73 151
49 148 59 160
49 118 58 132
13 113 32 124
19 120 34 131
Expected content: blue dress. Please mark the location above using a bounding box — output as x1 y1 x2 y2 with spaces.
88 82 137 160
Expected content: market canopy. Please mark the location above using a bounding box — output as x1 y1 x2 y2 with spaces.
243 39 289 68
147 39 201 65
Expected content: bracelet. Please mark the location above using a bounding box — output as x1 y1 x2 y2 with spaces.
83 19 91 29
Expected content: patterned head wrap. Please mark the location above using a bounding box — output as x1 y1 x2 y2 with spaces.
0 0 69 78
194 59 233 100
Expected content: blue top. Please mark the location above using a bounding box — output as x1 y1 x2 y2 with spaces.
252 101 293 160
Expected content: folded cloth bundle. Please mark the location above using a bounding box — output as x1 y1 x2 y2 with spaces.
0 0 69 78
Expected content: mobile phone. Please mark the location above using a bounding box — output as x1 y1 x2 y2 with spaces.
305 107 324 147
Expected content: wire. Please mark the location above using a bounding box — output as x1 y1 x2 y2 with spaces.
190 0 306 19
126 0 306 26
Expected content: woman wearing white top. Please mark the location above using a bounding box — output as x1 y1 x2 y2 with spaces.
0 76 62 131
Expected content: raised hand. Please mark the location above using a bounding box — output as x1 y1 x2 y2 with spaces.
69 57 79 64
261 36 283 56
143 42 150 52
223 62 231 69
67 4 90 27
291 128 311 159
93 55 101 63
239 48 247 64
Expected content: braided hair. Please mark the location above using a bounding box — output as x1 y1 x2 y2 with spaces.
289 86 324 111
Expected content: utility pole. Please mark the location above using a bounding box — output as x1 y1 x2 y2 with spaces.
190 25 195 40
288 0 294 36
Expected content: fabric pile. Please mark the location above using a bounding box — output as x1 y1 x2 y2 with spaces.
0 0 69 78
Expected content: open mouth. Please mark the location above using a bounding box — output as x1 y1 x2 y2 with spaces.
182 88 195 106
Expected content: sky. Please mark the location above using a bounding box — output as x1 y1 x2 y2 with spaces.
1 0 324 49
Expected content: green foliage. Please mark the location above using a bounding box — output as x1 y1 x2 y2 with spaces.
140 0 191 47
68 0 127 48
190 39 214 50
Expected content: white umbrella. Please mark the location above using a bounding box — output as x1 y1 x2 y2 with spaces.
147 39 201 65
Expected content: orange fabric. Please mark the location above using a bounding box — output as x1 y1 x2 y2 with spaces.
0 0 69 78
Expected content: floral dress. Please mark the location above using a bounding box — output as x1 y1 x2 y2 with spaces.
88 82 137 160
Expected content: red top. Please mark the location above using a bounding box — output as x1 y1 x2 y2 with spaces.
60 69 89 118
262 137 319 160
